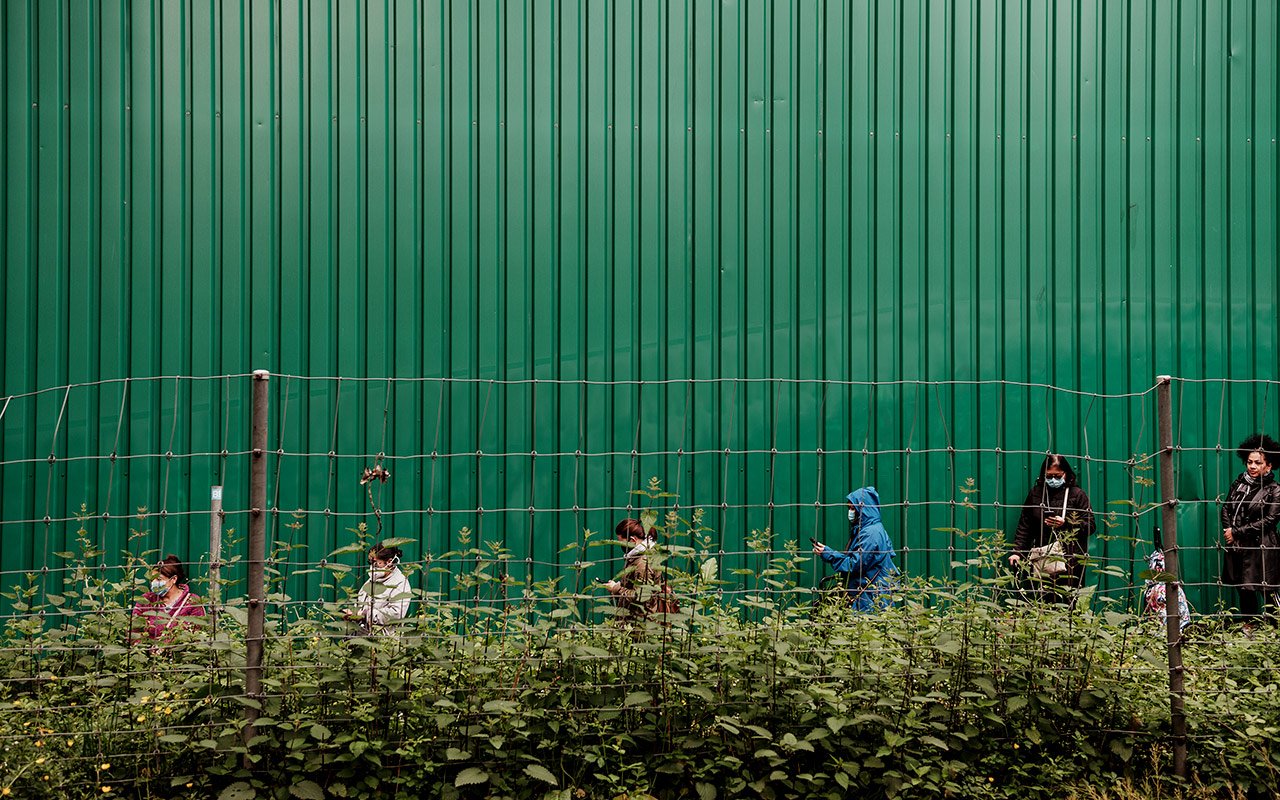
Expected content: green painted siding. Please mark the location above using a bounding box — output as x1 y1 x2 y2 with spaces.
1 1 1278 611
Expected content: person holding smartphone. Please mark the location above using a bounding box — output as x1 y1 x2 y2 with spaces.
1008 454 1095 598
604 518 679 623
344 544 412 635
811 486 898 612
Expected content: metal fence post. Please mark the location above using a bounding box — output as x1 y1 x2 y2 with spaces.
1156 375 1188 779
210 485 223 607
245 370 270 754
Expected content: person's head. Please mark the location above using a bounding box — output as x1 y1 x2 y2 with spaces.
614 518 648 543
844 487 883 528
1236 434 1280 479
1037 454 1078 489
150 555 188 595
369 544 403 576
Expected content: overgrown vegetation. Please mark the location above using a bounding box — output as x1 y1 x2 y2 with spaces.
0 491 1276 799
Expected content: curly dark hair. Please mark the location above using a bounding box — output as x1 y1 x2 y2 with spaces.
1236 434 1280 468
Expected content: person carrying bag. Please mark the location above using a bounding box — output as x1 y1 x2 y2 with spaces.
1008 454 1095 601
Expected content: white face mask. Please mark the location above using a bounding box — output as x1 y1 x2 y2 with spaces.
1045 476 1066 489
848 508 857 522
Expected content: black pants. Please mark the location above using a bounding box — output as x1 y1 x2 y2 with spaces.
1237 588 1276 622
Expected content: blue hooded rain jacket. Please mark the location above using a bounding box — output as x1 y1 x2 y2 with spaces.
819 486 898 611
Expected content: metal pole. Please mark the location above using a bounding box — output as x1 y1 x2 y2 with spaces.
210 485 223 607
1156 375 1188 779
245 370 270 753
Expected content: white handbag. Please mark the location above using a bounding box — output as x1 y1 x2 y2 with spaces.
1028 490 1070 578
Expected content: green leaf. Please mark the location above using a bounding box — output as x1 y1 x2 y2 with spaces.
700 557 718 583
624 691 653 707
218 782 256 800
327 543 367 557
289 780 326 800
310 723 332 740
455 767 489 787
158 734 189 743
482 700 519 714
677 684 714 702
1110 739 1134 762
696 781 717 800
445 747 471 761
935 638 961 655
522 764 559 786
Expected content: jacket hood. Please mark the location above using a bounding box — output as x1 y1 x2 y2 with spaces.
845 486 883 527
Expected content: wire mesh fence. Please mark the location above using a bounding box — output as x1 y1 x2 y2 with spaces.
2 373 1280 796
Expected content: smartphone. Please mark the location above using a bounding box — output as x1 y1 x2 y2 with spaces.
809 537 821 547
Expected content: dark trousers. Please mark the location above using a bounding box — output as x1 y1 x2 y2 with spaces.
1237 588 1277 622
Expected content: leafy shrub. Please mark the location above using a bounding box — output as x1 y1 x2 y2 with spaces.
0 508 1268 799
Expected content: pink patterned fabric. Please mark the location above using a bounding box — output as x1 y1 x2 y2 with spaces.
132 585 206 638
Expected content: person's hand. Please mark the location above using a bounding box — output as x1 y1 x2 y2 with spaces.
1008 553 1022 568
342 609 359 621
1224 527 1234 546
1045 515 1065 529
812 542 826 555
604 580 621 593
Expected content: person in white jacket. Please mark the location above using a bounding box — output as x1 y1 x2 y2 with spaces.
345 544 412 635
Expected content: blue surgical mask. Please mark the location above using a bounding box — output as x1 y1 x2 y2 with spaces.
1045 476 1066 490
150 578 170 595
848 509 858 522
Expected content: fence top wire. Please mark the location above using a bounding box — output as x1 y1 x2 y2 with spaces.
266 374 1167 398
2 373 1173 396
0 372 256 402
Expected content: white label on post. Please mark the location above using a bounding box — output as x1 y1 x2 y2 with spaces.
211 486 223 502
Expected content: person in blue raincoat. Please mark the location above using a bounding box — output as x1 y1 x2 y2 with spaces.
812 486 899 611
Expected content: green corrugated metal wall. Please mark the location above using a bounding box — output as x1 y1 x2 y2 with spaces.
2 1 1278 611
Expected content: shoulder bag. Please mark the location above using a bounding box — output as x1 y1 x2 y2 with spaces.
1028 489 1070 578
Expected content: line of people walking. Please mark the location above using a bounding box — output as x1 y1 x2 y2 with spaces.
131 434 1280 635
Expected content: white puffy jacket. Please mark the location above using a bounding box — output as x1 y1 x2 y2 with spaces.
355 567 412 634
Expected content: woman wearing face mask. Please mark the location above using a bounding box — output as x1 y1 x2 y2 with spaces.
1220 434 1280 628
811 486 898 612
1008 454 1095 594
132 555 206 639
344 544 411 635
604 518 679 623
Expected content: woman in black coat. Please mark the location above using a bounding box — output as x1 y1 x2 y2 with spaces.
1008 454 1096 596
1221 434 1280 625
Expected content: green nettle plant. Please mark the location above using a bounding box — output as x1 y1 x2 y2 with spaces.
0 483 1273 799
